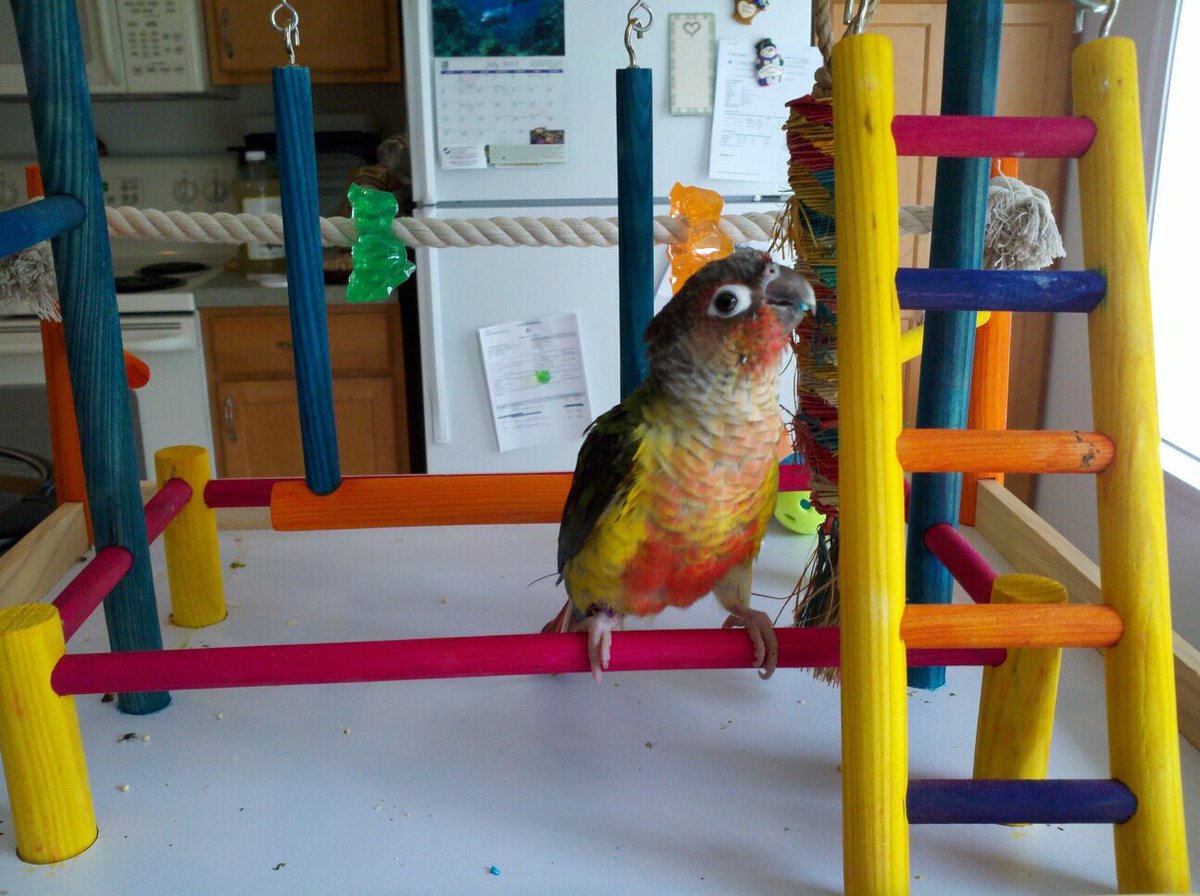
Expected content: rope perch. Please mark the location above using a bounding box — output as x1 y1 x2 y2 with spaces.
99 205 938 250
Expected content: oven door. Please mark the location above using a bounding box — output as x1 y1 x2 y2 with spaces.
0 311 214 479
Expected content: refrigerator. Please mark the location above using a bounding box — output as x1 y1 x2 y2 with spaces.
402 0 814 473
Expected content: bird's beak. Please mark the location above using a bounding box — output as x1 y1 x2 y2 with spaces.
763 265 816 331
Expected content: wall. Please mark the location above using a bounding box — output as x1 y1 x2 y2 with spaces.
1036 0 1200 645
0 83 407 158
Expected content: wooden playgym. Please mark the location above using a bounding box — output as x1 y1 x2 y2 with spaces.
0 0 1193 892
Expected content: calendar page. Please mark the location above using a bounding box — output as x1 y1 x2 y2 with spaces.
431 0 567 169
434 56 567 169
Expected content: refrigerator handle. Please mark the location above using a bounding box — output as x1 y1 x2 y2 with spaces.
415 245 452 444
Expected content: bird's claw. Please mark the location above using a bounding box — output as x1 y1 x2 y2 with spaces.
585 609 621 683
722 608 778 679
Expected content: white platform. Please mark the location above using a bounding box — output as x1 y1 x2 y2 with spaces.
2 521 1199 894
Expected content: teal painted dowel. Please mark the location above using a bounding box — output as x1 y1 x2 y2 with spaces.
0 194 84 256
273 65 341 495
616 66 654 399
906 0 1003 692
12 0 169 714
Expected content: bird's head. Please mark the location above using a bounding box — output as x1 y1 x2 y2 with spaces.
645 248 815 385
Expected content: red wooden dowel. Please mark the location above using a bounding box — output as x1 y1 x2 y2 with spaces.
52 546 133 641
51 629 1005 695
143 477 192 543
204 477 297 508
924 522 999 604
892 115 1096 159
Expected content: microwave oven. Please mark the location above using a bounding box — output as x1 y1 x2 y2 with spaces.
0 0 213 96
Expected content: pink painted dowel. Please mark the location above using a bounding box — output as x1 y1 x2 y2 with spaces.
892 115 1096 160
204 477 299 508
52 546 133 641
51 629 1004 695
924 522 999 604
144 477 192 542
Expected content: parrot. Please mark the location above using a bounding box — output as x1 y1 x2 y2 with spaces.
544 248 815 681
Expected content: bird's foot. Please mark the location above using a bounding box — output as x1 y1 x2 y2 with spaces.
583 606 621 683
722 607 778 679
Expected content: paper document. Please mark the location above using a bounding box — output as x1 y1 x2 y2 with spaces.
708 41 822 182
479 312 592 452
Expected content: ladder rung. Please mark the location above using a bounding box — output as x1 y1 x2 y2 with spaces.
897 429 1114 474
892 114 1096 159
908 779 1137 825
0 194 85 258
901 604 1123 649
897 268 1105 313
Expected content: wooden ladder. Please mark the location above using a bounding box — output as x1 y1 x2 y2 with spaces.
832 14 1190 896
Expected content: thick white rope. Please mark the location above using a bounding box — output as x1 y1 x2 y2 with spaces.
103 205 937 249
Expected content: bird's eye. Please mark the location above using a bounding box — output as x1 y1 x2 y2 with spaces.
708 284 753 318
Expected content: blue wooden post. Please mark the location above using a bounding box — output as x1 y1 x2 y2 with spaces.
12 0 169 714
273 65 341 495
905 0 1002 691
616 66 654 398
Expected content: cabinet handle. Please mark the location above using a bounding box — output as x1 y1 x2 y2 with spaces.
220 8 234 59
224 396 238 443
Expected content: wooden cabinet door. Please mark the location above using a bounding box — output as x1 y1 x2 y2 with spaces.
204 0 401 84
217 377 397 478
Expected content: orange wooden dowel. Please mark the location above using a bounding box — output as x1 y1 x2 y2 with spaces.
897 429 1113 474
271 473 573 531
960 309 1013 523
901 603 1122 649
39 320 93 540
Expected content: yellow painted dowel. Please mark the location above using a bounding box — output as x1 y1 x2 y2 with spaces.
833 33 910 896
898 310 990 364
1074 37 1190 892
0 604 96 863
973 574 1066 784
155 446 226 628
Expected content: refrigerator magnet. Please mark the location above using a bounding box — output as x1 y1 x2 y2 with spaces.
732 0 769 25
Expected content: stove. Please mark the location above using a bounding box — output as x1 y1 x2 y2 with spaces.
0 156 237 479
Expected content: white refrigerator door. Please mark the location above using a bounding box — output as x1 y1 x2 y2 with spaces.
402 1 811 473
403 0 813 206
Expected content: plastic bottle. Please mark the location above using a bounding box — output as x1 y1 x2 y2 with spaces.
232 149 286 281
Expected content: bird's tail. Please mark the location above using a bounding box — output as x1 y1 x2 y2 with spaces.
541 597 579 634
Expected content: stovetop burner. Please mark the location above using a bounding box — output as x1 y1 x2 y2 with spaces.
115 273 185 294
137 261 211 277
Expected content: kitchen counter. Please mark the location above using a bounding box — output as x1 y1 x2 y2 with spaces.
193 269 359 307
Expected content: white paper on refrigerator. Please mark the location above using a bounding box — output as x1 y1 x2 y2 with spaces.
708 41 822 182
478 312 592 452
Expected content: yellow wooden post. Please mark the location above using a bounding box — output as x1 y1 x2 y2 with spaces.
972 574 1065 781
0 604 97 863
155 446 226 628
1073 37 1190 892
832 33 910 895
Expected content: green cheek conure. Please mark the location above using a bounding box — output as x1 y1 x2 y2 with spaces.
544 248 815 681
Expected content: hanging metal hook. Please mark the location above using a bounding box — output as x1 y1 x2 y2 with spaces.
270 1 301 64
1072 0 1121 38
624 1 654 68
842 0 875 36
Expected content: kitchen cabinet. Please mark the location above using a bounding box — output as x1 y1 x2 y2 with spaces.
202 304 410 478
203 0 402 85
834 1 1077 504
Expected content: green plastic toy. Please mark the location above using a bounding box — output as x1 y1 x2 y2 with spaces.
346 182 414 303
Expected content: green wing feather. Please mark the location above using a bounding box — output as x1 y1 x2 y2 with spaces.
557 394 646 580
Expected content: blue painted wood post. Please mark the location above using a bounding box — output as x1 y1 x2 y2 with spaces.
12 0 169 714
273 65 341 495
616 66 654 399
905 0 1002 691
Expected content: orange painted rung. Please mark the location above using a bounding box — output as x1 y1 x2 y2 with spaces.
901 604 1123 649
270 473 573 531
897 429 1114 474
